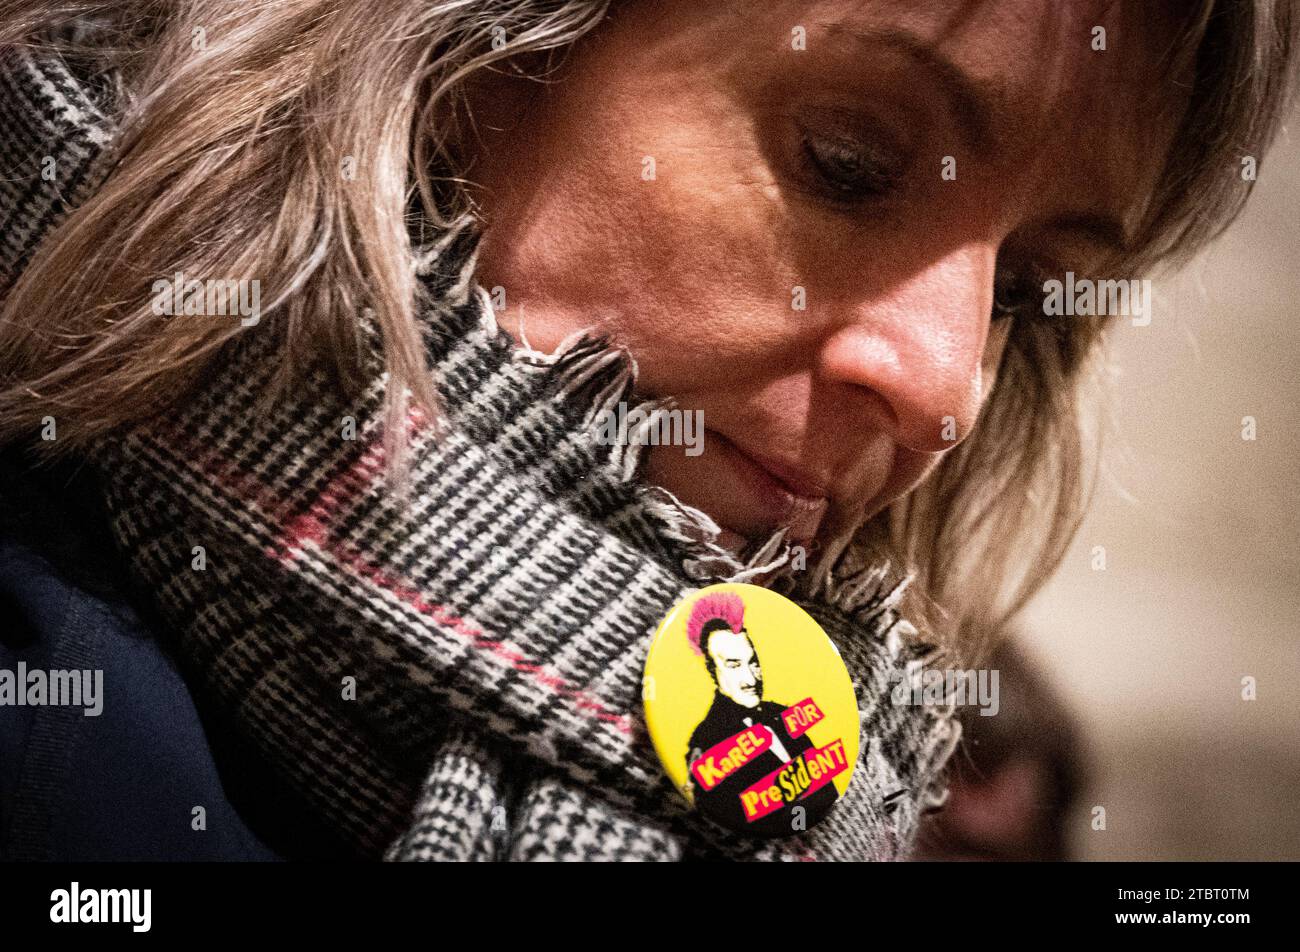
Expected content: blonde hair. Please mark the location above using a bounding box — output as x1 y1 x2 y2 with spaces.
1 0 1297 661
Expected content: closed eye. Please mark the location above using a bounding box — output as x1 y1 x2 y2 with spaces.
800 132 902 202
992 264 1051 322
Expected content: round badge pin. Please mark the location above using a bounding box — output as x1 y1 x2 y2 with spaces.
642 582 859 838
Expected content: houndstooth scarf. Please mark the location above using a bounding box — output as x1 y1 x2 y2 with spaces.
1 41 960 861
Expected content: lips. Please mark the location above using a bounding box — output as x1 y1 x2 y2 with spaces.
740 446 832 501
708 432 830 544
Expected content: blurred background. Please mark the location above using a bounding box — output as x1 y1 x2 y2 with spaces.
921 109 1300 861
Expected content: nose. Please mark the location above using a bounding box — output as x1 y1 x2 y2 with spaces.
817 244 995 453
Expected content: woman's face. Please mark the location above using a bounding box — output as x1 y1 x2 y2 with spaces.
465 0 1186 549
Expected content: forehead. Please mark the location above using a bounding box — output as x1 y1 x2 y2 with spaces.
787 0 1193 233
708 629 754 660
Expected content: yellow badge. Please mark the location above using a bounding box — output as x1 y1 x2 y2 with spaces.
643 583 859 837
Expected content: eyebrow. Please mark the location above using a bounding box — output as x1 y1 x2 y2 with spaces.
825 25 1134 254
825 25 997 157
1047 213 1134 256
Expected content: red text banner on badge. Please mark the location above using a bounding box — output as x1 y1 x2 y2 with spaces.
689 698 828 792
691 726 773 791
739 739 849 823
781 697 824 738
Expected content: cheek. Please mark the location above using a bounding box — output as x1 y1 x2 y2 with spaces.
475 85 799 397
615 165 799 393
880 451 942 508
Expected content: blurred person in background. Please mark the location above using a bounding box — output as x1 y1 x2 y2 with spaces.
914 637 1088 861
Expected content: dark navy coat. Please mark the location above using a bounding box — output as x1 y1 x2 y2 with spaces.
0 448 348 861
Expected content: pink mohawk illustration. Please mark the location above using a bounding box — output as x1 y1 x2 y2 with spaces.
686 592 746 656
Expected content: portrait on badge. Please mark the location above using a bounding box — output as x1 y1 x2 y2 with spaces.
644 584 860 838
